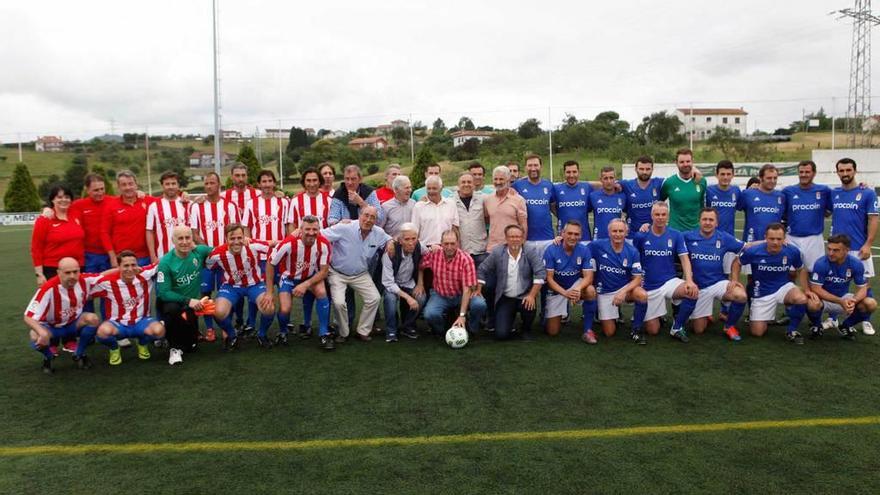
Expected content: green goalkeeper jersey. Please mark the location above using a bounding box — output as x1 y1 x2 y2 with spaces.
659 174 707 231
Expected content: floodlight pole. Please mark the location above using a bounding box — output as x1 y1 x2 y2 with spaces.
689 103 694 150
548 106 553 182
211 0 222 176
409 113 415 165
145 127 152 195
17 133 22 162
832 96 837 150
278 119 283 189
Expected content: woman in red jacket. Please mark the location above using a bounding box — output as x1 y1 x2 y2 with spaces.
31 184 85 287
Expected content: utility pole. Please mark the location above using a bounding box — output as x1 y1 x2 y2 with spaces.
278 120 283 189
834 1 880 147
17 133 22 162
211 0 222 175
409 113 415 165
145 127 152 195
547 106 554 182
689 103 694 150
832 96 837 150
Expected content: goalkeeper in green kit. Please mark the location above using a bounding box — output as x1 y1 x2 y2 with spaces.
157 225 214 365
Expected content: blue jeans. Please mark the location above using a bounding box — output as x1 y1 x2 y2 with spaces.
84 252 111 317
423 290 487 335
384 287 426 337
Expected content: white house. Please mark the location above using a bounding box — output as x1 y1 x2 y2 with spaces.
348 136 388 150
35 136 64 152
265 128 289 139
221 129 242 141
189 151 231 168
674 108 748 140
450 130 495 147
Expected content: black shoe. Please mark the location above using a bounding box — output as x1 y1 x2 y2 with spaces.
42 357 54 374
810 326 823 339
671 328 690 343
299 325 313 340
274 333 289 346
385 334 398 343
224 336 239 351
334 335 346 344
839 326 857 340
74 355 92 370
321 335 336 351
287 322 297 335
401 328 419 340
242 326 255 338
632 331 647 345
256 336 273 349
786 331 804 345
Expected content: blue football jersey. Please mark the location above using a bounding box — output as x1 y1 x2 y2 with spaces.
830 186 879 249
588 190 627 240
740 188 786 242
589 238 643 294
705 184 741 236
633 227 688 291
810 254 867 298
543 242 593 290
739 244 803 298
553 181 592 241
621 177 664 238
512 178 556 241
683 229 744 289
782 184 831 237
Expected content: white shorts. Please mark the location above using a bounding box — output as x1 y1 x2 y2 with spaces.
546 293 571 319
598 288 626 320
740 263 752 276
526 240 554 259
821 293 854 315
645 278 684 321
849 250 875 278
723 252 736 275
788 234 824 272
691 280 730 319
749 282 796 321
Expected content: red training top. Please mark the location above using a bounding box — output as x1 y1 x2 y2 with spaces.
375 186 394 204
31 215 85 268
70 195 113 255
101 195 155 259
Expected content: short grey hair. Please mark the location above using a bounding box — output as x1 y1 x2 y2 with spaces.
607 218 628 231
301 215 320 225
385 164 401 177
343 164 362 177
425 175 443 188
492 165 511 180
650 201 669 213
392 175 411 192
398 222 418 236
116 170 137 182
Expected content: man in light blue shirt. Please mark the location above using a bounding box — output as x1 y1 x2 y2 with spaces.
321 206 392 342
412 163 455 201
328 165 384 226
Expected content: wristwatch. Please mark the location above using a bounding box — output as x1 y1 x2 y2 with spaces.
459 312 465 317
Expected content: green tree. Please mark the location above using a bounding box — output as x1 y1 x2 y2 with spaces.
91 165 116 195
238 143 261 185
4 163 42 211
457 116 475 131
287 127 311 152
518 118 543 139
411 146 435 188
635 111 685 146
38 174 62 201
64 154 89 196
432 118 447 135
391 126 408 145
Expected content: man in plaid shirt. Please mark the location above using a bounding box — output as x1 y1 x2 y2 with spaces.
420 229 487 335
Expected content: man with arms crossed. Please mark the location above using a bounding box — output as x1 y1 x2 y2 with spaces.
543 221 597 343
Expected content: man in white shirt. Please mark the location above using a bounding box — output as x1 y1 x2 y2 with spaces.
412 176 459 247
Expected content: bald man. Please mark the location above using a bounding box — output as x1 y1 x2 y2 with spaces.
24 257 102 373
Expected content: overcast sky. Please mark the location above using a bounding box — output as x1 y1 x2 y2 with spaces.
0 0 861 141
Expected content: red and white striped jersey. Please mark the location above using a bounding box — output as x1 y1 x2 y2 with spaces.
243 196 287 246
190 198 240 247
24 274 101 327
206 241 270 287
287 191 331 228
223 186 259 215
90 264 159 325
269 234 331 281
146 197 189 257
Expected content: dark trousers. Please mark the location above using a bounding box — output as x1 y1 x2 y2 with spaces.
158 299 199 352
494 295 536 340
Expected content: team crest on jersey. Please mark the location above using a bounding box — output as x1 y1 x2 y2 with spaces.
667 238 673 248
543 187 548 194
782 256 788 266
617 198 622 206
716 240 721 249
157 272 165 283
846 269 852 278
696 185 701 192
856 193 862 201
652 188 658 197
777 197 782 204
816 192 821 200
732 194 736 202
580 188 585 195
192 258 199 267
622 258 628 267
576 257 582 265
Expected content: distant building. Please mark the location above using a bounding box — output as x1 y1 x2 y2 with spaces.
862 115 880 132
221 129 242 141
265 128 289 139
348 136 388 150
391 119 408 128
35 136 64 152
304 128 316 137
321 130 347 140
376 124 394 135
189 151 231 168
450 130 495 147
674 108 748 140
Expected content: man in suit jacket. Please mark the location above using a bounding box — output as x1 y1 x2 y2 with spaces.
476 224 546 340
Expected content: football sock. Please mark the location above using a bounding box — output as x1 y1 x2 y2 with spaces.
32 342 53 359
632 301 647 334
75 325 97 358
786 304 806 333
673 298 696 330
317 297 331 336
842 310 868 328
807 309 823 327
247 299 257 328
302 291 315 326
97 336 119 350
218 315 236 339
258 314 274 338
277 312 290 335
581 299 596 333
727 302 746 326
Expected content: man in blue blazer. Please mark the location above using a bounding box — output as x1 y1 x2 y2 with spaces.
476 224 546 340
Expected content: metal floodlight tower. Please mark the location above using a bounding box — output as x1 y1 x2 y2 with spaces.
835 1 880 147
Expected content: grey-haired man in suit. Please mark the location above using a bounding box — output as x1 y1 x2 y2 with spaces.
476 224 546 340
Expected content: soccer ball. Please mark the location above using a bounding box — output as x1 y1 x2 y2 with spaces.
445 325 468 349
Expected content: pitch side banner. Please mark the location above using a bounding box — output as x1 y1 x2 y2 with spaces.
0 212 39 226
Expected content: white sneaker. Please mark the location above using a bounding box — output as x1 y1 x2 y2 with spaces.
862 321 876 336
168 348 183 366
117 338 132 347
821 318 839 331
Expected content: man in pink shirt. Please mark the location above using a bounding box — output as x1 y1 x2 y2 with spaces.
483 165 527 252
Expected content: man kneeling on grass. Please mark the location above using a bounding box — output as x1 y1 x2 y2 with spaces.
542 220 597 343
91 251 166 365
806 234 878 340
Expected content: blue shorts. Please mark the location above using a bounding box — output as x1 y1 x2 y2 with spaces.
259 260 280 284
84 252 111 274
217 283 266 307
41 321 79 339
279 277 304 294
109 317 159 339
137 257 152 267
200 267 223 294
